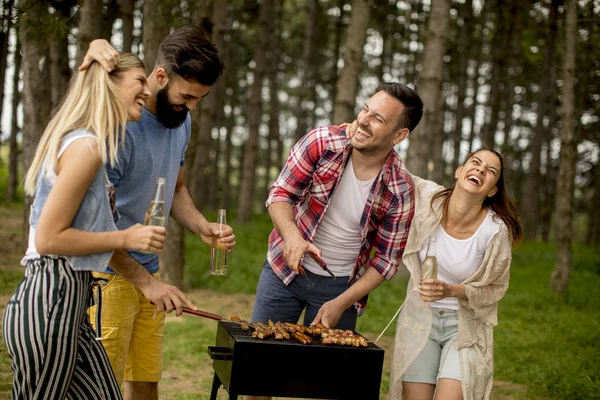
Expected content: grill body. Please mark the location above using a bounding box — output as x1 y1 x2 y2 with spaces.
208 321 385 399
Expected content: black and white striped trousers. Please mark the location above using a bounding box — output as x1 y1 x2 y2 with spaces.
2 257 122 399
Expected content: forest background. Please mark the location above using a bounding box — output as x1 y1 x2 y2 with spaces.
0 0 598 399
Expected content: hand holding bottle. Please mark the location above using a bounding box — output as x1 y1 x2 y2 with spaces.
199 222 236 250
209 209 231 275
123 224 166 254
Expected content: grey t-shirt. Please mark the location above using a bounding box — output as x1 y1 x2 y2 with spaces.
106 108 191 273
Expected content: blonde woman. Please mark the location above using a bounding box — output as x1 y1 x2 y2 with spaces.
2 54 162 400
390 149 523 400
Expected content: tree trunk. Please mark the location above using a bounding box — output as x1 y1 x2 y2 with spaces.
118 0 135 52
221 96 236 210
328 0 346 120
184 0 212 195
143 0 182 287
49 1 74 109
521 0 559 241
451 0 473 170
480 0 512 148
331 0 370 125
550 0 577 293
101 0 119 41
6 36 20 202
19 0 52 236
0 0 15 138
499 0 524 158
237 0 273 222
191 1 226 210
294 0 317 142
142 0 172 75
76 0 102 66
540 109 558 243
263 0 282 201
406 0 451 179
587 164 600 246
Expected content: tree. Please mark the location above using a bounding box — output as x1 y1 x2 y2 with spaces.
550 0 577 293
190 1 227 210
6 36 20 202
406 0 451 179
521 0 560 240
19 0 52 235
76 0 102 66
237 0 273 222
480 0 513 148
0 0 14 137
450 0 474 170
263 0 283 201
118 0 135 52
331 0 370 125
294 0 318 142
50 0 75 108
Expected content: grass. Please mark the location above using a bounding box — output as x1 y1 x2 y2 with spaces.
494 241 600 400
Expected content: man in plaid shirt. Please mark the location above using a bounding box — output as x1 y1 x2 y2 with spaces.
251 82 423 332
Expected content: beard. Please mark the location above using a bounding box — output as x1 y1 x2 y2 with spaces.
155 85 189 129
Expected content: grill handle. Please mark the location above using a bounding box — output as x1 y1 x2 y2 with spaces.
208 346 234 361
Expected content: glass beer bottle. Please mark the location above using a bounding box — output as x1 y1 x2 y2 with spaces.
209 209 228 275
421 256 438 280
145 177 166 227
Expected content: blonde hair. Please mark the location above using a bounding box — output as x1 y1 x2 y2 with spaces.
24 53 145 196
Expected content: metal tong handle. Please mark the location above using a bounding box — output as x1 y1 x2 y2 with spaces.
181 307 223 321
306 252 336 279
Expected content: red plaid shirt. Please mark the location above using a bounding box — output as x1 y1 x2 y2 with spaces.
265 125 415 314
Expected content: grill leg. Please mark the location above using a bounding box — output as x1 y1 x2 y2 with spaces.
209 372 221 400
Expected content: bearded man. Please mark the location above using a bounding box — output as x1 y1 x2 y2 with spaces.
80 26 236 400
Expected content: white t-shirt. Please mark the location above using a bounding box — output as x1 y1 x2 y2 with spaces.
418 209 502 310
303 158 375 277
22 133 97 264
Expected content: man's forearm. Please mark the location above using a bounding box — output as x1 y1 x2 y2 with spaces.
109 249 154 290
268 202 303 242
171 184 208 236
337 268 385 309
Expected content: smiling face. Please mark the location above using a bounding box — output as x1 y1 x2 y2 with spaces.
350 90 410 155
112 67 151 121
155 71 211 128
455 150 502 198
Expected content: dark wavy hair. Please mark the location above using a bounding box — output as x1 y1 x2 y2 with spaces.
430 148 523 248
155 25 224 86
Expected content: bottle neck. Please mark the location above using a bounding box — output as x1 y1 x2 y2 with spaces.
217 209 226 225
153 179 166 202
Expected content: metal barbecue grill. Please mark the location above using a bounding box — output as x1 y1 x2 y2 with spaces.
208 321 385 399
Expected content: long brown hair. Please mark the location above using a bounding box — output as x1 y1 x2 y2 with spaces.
430 148 523 248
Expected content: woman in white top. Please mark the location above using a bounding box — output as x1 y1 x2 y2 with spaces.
3 53 164 399
390 149 523 400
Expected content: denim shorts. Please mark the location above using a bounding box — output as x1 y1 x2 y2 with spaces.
251 261 358 330
403 308 461 385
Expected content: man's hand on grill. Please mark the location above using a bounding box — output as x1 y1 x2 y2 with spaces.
141 278 197 316
311 297 347 328
282 234 322 274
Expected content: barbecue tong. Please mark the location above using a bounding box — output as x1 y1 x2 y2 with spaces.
180 307 255 327
299 252 336 279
